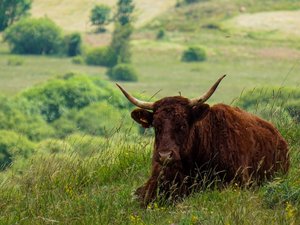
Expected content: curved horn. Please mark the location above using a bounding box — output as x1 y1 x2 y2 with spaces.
189 75 226 106
116 83 154 110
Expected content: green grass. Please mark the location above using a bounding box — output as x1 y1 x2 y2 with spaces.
0 129 299 224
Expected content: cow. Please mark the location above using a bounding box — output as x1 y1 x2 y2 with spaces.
116 75 289 206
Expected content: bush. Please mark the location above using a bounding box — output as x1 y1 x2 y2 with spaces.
237 86 300 123
181 46 207 62
85 47 114 67
37 139 73 155
4 18 63 55
72 56 85 65
184 0 208 4
156 28 165 40
75 102 123 136
20 73 133 122
285 100 300 123
107 64 138 81
0 96 55 141
0 130 35 170
65 133 107 157
64 32 82 56
7 57 24 66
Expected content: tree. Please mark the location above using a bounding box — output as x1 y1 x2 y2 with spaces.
90 4 111 32
0 0 32 31
108 0 135 67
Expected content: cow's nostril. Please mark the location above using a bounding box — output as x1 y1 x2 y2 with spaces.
159 151 173 163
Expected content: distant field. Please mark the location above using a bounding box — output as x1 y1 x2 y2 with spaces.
31 0 176 32
225 10 300 37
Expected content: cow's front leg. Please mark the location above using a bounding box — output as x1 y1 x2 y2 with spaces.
135 177 158 206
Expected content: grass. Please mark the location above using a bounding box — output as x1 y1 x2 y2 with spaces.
0 125 299 224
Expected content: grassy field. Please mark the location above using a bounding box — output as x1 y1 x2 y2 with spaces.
0 0 300 224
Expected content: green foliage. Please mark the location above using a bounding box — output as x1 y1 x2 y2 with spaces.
21 74 107 122
90 4 111 32
108 0 135 67
237 87 300 123
76 102 123 136
65 133 107 157
181 46 207 62
0 130 35 170
116 0 135 26
263 179 300 208
0 0 31 31
0 95 55 141
37 138 73 155
184 0 207 4
156 28 166 40
7 57 24 66
64 32 82 57
285 100 300 123
107 63 138 81
72 55 85 65
3 17 63 55
85 46 114 67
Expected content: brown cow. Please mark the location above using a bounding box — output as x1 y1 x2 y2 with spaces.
116 75 289 206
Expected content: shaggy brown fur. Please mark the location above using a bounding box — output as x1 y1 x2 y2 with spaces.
131 97 289 206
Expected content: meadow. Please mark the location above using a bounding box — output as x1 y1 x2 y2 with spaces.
0 0 300 224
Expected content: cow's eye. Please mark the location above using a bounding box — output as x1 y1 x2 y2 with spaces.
176 124 186 131
155 125 162 133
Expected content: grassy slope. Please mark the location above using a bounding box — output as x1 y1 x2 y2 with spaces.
30 0 176 31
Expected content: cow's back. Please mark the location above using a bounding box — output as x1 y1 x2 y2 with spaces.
194 103 289 183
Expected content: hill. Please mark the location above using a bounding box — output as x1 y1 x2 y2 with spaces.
30 0 176 32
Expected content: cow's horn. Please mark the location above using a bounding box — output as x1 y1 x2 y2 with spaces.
116 83 154 110
189 75 226 106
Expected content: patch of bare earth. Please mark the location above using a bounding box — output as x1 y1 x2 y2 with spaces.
231 10 300 36
255 47 300 60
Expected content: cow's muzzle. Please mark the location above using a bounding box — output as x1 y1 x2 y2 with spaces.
158 151 173 165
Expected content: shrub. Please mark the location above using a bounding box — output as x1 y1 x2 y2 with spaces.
184 0 208 4
75 102 123 136
285 100 300 123
4 18 63 55
181 46 207 62
65 133 107 157
156 28 165 40
21 75 104 122
0 96 55 141
0 130 35 170
85 46 114 67
37 139 73 155
107 64 138 81
7 57 24 66
237 86 300 123
64 32 82 56
20 73 133 122
72 56 85 65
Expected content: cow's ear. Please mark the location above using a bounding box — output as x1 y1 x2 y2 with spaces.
191 103 210 122
131 108 153 128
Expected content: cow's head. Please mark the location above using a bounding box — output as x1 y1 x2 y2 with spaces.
117 75 226 167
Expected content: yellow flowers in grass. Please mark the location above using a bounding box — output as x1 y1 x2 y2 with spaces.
285 202 297 225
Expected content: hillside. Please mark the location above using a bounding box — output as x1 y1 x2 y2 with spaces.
30 0 176 32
